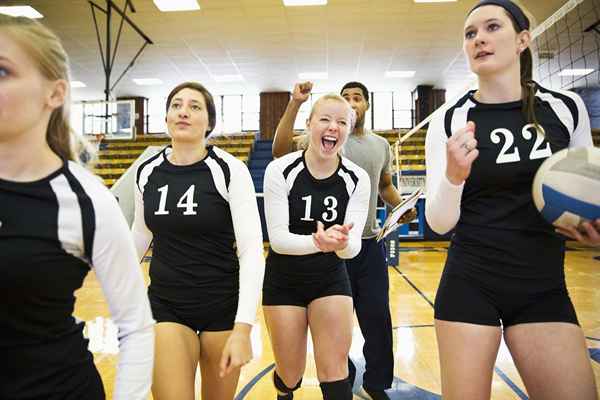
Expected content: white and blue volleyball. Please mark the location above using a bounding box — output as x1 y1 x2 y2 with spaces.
532 146 600 229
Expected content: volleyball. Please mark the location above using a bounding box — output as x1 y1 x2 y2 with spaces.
532 146 600 229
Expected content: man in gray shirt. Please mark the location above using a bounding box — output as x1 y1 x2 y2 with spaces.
273 81 410 400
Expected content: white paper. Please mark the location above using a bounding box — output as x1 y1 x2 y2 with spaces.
376 187 423 242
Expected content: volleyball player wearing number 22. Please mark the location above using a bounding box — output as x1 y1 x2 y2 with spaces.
263 94 370 400
133 82 265 400
426 1 598 399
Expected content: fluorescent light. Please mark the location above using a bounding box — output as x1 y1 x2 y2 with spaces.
153 0 200 12
559 68 594 77
70 81 87 88
0 6 44 18
283 0 327 6
133 78 163 86
414 0 456 2
385 70 416 78
213 74 244 83
298 72 328 80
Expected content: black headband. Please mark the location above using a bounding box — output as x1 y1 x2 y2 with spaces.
470 0 530 31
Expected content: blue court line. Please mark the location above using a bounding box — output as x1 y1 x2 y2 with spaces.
494 367 529 399
590 349 600 364
587 336 600 342
235 363 275 400
392 265 529 399
391 266 434 308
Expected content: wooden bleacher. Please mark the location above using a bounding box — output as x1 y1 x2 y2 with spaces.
93 133 256 187
376 129 426 173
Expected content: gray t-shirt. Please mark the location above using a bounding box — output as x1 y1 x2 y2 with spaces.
342 130 392 238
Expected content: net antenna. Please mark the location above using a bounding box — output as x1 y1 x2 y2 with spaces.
392 0 592 183
88 0 153 134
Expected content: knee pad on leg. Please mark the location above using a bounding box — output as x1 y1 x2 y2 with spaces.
319 377 353 400
273 371 302 398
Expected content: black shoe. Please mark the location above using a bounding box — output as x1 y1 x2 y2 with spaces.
359 386 391 400
277 393 293 400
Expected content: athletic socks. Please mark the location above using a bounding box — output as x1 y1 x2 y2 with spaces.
319 377 353 400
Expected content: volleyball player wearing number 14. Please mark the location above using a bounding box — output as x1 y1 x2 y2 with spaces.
133 82 265 400
425 1 598 399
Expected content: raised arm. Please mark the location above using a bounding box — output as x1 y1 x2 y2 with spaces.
272 82 313 158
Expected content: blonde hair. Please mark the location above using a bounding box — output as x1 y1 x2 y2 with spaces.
308 93 353 122
0 15 77 161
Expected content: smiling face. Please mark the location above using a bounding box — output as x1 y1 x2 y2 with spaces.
463 5 529 77
166 87 210 143
341 86 369 129
306 97 352 160
0 30 60 144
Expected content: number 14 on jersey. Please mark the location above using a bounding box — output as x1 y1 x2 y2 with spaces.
154 184 198 216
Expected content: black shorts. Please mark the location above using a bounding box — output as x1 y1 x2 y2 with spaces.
434 273 579 327
262 264 352 307
149 292 236 333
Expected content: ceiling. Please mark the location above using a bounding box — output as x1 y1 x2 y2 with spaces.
3 0 569 101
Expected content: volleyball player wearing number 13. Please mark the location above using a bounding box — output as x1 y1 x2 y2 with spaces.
133 82 265 400
425 1 598 399
263 94 370 399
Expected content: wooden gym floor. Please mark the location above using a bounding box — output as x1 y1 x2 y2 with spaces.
74 242 600 399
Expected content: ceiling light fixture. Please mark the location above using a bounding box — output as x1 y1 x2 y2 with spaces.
558 68 595 76
283 0 327 6
153 0 200 12
385 70 416 78
133 78 164 86
0 6 43 18
298 72 328 80
213 74 244 83
70 81 87 88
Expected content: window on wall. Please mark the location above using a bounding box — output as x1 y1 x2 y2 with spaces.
148 97 167 133
242 95 260 131
372 92 393 130
393 91 413 129
222 95 242 133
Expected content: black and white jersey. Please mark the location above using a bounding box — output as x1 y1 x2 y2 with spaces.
0 161 154 399
264 151 370 273
426 83 593 276
133 145 265 325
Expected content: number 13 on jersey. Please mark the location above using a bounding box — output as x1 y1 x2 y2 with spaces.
300 195 338 222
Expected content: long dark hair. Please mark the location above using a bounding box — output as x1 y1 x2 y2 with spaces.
503 10 541 132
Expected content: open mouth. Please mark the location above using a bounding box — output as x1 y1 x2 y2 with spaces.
475 51 493 59
321 135 338 152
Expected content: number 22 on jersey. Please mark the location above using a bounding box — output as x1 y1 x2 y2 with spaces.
154 184 198 216
491 124 552 164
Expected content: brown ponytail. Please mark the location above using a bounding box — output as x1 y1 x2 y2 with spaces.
0 15 76 161
504 10 542 133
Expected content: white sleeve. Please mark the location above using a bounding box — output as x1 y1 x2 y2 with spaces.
264 161 320 255
91 190 154 400
567 92 594 148
131 182 153 262
335 169 370 259
228 161 265 325
425 112 464 235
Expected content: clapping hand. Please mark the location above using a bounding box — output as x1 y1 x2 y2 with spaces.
312 221 354 252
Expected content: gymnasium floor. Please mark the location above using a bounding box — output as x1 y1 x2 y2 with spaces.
75 242 600 399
